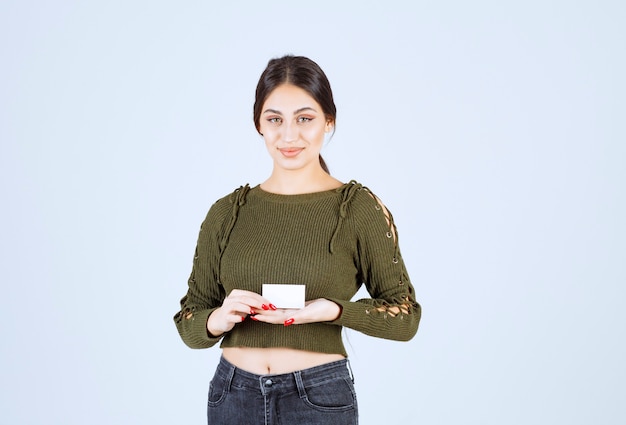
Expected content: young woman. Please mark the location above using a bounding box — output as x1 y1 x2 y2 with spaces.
174 55 421 424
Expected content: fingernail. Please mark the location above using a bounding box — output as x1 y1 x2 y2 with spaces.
241 316 245 322
250 309 256 315
250 315 259 321
262 304 269 310
269 304 277 311
284 318 295 326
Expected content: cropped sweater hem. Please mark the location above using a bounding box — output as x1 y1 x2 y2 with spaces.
220 321 348 356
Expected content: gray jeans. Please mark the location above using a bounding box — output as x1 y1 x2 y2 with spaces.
207 356 358 425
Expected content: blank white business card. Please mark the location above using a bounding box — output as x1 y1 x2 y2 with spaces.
262 284 305 309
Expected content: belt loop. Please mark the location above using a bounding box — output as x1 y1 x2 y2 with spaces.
293 371 306 399
346 359 355 384
224 359 236 393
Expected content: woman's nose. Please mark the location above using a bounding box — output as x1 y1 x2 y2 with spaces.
283 122 298 143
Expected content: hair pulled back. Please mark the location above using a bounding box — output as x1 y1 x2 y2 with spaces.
253 55 336 174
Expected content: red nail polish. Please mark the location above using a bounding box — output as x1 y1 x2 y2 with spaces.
250 309 256 315
269 304 277 311
250 316 259 321
241 316 245 322
284 318 295 326
262 304 269 310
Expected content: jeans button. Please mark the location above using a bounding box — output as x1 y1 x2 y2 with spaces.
264 379 273 386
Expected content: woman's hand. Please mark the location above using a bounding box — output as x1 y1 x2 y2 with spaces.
250 298 341 327
207 289 271 336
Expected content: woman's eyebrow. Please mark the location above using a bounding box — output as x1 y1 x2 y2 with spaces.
294 107 317 114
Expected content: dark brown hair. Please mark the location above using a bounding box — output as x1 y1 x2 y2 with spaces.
253 55 336 174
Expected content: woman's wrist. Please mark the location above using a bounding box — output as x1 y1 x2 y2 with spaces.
326 300 342 321
206 310 225 338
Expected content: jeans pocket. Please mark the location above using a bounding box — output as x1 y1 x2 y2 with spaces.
207 375 229 407
302 377 356 412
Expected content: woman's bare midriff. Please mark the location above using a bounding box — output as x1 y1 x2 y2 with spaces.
222 347 345 375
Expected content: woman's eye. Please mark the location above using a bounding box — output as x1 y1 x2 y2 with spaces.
268 117 281 124
297 116 313 123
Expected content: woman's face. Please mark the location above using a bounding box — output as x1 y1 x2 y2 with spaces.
258 84 333 172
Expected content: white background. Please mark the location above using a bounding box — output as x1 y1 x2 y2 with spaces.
1 1 624 424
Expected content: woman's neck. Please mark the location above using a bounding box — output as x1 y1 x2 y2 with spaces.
261 167 342 195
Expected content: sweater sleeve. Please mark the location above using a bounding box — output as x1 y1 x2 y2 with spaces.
328 190 421 341
173 199 229 349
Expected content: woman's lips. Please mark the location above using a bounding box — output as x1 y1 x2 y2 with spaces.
279 148 304 158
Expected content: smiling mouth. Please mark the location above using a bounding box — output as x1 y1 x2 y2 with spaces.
278 147 304 158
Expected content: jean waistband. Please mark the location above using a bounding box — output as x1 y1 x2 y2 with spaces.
215 356 353 395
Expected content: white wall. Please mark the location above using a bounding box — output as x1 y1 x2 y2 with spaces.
1 1 624 423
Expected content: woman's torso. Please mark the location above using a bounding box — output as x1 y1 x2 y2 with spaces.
221 182 348 374
215 181 372 363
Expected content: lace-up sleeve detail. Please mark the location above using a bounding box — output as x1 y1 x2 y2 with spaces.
329 181 362 253
328 184 421 341
173 190 244 349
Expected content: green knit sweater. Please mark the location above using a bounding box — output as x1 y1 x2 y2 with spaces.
174 181 421 356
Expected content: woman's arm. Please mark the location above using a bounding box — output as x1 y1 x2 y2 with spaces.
173 199 229 349
328 189 421 341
